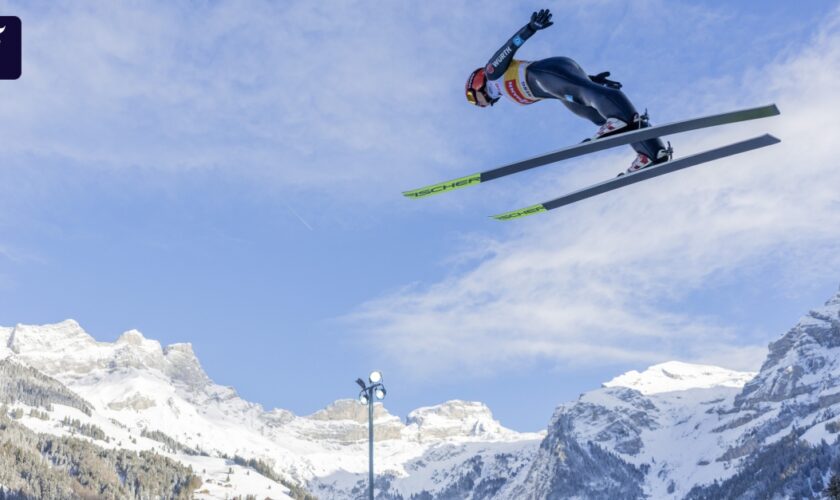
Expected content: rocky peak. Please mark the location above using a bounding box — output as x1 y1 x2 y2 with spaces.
164 342 195 357
407 400 493 423
113 329 165 364
113 332 206 388
2 320 212 392
7 320 97 355
116 329 149 347
306 399 394 424
405 400 511 440
736 286 840 408
297 400 404 444
162 342 210 390
823 285 840 309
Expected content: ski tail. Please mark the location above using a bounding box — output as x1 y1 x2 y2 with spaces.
492 134 781 220
492 204 548 221
402 173 482 198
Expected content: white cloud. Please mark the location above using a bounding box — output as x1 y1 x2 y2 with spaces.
349 7 840 377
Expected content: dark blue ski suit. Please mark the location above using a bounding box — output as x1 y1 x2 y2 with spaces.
484 20 668 162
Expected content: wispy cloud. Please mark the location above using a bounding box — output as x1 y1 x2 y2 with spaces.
0 2 529 198
349 7 840 376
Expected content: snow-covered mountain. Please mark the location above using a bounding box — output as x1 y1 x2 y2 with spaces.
3 285 840 498
500 285 840 499
0 320 542 499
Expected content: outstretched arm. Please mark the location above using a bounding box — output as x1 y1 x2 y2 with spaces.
485 9 553 81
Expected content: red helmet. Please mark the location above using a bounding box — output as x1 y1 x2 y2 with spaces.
465 68 497 107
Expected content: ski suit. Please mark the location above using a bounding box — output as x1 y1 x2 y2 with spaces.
485 23 666 161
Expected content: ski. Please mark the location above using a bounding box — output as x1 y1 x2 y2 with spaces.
491 134 781 220
403 104 779 199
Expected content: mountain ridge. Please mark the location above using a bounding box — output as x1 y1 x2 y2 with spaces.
2 285 840 498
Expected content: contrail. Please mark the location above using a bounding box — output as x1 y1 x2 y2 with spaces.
281 201 314 231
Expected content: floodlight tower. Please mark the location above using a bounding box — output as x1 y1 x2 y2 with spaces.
356 370 387 500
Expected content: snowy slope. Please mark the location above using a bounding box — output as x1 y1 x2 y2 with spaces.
604 361 755 395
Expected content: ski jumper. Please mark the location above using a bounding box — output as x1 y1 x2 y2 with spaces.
485 23 667 161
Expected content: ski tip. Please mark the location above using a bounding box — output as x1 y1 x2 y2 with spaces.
755 102 782 117
765 133 782 144
751 133 781 147
741 103 781 121
403 173 482 199
492 204 548 221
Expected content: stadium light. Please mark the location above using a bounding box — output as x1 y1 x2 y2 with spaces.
355 370 387 500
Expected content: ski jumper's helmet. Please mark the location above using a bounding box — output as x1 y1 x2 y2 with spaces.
466 68 497 107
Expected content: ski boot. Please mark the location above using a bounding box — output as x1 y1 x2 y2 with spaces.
618 144 673 177
587 112 649 142
592 117 628 140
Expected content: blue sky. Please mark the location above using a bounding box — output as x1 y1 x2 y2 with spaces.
1 1 840 431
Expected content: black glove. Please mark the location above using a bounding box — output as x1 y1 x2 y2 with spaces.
589 71 623 89
528 9 553 31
